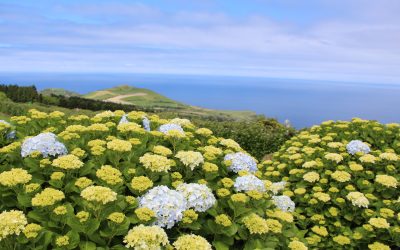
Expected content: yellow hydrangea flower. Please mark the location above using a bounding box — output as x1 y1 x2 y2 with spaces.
52 154 84 170
139 153 172 172
173 234 212 250
303 171 320 183
108 212 125 224
311 226 328 237
50 172 65 181
96 165 123 185
32 188 65 207
368 242 391 250
332 235 350 245
152 145 172 156
242 213 269 234
76 211 90 223
80 186 117 205
288 240 308 250
75 177 93 189
106 139 132 152
0 168 32 187
0 210 27 240
135 207 155 222
331 170 351 182
324 153 343 163
53 205 67 215
231 193 248 203
23 223 42 239
56 235 69 246
124 225 169 249
131 176 153 192
375 175 398 188
368 217 390 229
182 209 198 224
215 214 232 227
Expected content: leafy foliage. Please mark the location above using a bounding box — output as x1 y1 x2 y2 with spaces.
265 119 400 249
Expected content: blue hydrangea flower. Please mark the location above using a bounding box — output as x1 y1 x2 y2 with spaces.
176 183 216 212
234 175 266 192
346 140 370 155
224 152 258 173
139 185 187 229
142 117 151 131
272 195 295 212
118 114 129 125
0 120 16 139
158 123 184 134
21 132 68 158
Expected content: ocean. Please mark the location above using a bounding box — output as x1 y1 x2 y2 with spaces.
1 72 399 128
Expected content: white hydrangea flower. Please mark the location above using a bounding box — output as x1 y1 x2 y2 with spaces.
224 152 257 173
234 175 266 192
272 195 295 212
346 192 369 208
118 114 129 125
158 123 184 134
142 117 151 131
268 181 287 195
175 151 204 170
176 183 216 212
21 132 67 158
346 140 370 155
139 186 187 229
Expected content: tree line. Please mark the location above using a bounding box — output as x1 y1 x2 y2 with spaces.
0 84 149 112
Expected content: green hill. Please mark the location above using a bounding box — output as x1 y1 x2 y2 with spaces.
84 85 256 120
41 88 80 97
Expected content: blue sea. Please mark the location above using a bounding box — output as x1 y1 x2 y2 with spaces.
1 72 399 128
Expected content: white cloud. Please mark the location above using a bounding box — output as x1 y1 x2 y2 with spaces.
0 1 399 84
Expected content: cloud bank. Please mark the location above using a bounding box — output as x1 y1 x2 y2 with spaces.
0 0 399 83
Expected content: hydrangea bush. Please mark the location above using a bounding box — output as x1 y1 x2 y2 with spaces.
0 109 305 250
265 118 400 249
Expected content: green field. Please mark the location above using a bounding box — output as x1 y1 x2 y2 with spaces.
81 85 256 120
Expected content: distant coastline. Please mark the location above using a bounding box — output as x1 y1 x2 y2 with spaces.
1 72 399 128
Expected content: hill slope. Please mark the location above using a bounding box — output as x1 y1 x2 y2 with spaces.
84 85 256 120
41 88 80 97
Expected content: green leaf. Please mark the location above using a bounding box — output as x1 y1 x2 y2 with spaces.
79 241 97 250
213 240 230 250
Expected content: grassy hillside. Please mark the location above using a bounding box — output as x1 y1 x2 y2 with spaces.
41 88 80 97
84 85 256 120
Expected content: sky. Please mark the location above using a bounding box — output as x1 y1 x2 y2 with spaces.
0 0 400 84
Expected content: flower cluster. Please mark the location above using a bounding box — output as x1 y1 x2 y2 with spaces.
346 140 371 155
123 225 169 249
0 210 27 240
234 174 266 192
224 152 258 173
80 185 117 204
265 119 400 249
175 151 204 170
21 132 67 157
176 183 216 212
139 186 187 229
0 110 302 249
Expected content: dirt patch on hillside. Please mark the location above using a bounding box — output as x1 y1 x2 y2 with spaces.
89 90 114 99
105 93 147 105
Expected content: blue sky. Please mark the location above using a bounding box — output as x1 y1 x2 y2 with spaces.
1 0 400 83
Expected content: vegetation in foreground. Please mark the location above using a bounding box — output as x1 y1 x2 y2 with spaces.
0 109 305 249
266 119 399 249
0 84 293 160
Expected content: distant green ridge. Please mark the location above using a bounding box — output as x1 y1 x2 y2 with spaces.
84 85 256 120
41 88 80 97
